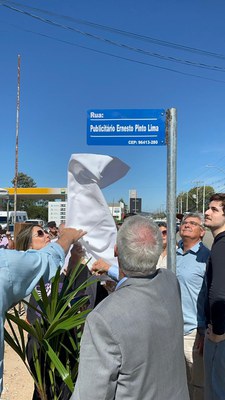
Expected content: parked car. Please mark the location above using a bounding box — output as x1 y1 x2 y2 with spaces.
25 219 45 227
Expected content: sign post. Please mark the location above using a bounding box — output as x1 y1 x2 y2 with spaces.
166 109 177 273
87 108 177 272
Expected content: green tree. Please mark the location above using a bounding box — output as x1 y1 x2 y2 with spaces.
10 172 37 212
12 172 37 188
177 185 215 214
10 172 48 219
27 205 48 222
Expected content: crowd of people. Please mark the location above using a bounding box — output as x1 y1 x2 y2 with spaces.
83 194 225 400
0 227 14 249
1 193 225 399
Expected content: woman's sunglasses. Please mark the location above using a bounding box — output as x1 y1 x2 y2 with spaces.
32 230 45 238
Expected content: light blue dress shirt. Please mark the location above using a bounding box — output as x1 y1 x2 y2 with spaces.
176 241 210 335
0 242 65 394
108 264 119 282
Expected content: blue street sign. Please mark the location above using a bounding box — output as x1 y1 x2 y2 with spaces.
87 109 166 146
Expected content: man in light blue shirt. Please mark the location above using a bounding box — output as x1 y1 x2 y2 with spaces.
177 213 210 400
0 227 86 396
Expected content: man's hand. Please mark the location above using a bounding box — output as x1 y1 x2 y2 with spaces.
92 259 110 275
57 228 86 255
195 333 205 355
206 324 225 343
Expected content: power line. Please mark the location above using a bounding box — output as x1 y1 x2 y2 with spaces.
4 0 225 61
5 25 225 85
2 2 225 75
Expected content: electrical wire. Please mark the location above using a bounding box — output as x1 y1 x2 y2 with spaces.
4 25 225 85
4 0 225 61
1 1 225 75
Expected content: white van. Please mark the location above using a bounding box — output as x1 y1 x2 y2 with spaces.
0 211 28 229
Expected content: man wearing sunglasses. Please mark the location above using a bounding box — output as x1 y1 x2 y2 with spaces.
0 226 86 396
177 212 210 400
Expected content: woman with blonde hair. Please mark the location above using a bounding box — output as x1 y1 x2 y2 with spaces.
16 224 50 252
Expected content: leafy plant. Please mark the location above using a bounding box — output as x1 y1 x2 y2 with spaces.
4 262 92 399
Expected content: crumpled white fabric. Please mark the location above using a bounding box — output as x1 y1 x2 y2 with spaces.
66 154 130 268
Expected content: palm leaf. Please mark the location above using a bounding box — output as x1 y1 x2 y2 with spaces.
5 311 38 337
4 261 92 399
43 339 74 392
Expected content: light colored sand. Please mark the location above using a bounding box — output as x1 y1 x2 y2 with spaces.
1 311 33 400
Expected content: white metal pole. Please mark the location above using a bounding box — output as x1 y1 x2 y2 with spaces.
166 108 177 273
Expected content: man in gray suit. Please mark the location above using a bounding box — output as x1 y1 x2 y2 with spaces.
71 215 189 400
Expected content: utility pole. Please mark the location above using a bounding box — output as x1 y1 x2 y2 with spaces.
192 181 202 212
202 184 206 215
14 54 21 222
186 191 189 212
196 186 199 212
180 196 183 214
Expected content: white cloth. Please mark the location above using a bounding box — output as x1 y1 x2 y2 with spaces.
66 154 130 268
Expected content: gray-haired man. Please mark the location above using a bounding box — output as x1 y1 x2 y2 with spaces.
177 212 210 400
71 216 189 400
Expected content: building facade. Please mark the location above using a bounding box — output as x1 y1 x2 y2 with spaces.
108 202 125 221
48 201 67 226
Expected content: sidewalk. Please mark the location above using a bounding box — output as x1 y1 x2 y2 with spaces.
2 309 33 400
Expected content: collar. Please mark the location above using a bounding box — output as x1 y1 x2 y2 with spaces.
177 240 202 255
116 270 159 290
116 276 127 290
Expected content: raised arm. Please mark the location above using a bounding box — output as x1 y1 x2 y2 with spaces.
56 228 86 255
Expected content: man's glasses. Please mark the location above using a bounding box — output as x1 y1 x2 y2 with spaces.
181 220 202 227
161 230 167 236
32 230 45 238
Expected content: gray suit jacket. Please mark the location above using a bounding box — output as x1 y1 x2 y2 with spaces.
71 268 189 400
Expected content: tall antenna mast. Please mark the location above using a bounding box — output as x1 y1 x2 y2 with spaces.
13 54 21 222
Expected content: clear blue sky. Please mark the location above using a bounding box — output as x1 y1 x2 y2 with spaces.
1 0 225 212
